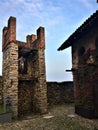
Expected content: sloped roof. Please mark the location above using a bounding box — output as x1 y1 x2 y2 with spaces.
58 10 98 51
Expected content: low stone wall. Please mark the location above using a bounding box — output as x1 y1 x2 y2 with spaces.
47 81 74 106
0 76 3 104
0 78 74 112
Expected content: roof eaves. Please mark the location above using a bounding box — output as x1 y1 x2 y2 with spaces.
58 10 98 51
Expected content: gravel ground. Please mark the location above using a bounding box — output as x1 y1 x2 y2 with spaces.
0 104 98 130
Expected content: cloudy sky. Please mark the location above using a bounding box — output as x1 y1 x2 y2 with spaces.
0 0 97 81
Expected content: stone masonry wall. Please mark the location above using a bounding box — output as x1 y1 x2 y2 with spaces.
36 49 47 113
18 80 34 115
9 42 18 118
0 76 3 104
47 81 74 106
18 81 73 115
3 42 18 118
31 27 47 114
2 17 18 119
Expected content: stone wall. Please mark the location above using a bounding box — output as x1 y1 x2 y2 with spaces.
33 49 47 114
47 81 74 106
0 76 3 104
2 17 18 119
18 80 34 115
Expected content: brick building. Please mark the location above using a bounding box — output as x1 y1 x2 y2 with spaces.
2 16 47 118
58 10 98 118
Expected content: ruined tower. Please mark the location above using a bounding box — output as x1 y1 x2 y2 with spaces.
2 16 47 118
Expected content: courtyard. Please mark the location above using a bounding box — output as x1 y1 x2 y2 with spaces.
0 104 98 130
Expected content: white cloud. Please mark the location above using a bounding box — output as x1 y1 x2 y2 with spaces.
80 0 93 9
0 0 64 27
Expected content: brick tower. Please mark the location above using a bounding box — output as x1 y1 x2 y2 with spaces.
2 16 47 118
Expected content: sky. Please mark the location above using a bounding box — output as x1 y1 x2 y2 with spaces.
0 0 98 81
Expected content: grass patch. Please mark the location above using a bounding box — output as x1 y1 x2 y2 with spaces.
0 104 11 114
0 105 4 114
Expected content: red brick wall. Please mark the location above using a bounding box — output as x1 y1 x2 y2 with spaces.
72 21 98 118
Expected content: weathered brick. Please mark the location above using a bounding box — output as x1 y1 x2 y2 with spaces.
2 17 47 118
